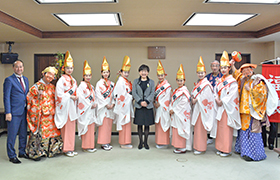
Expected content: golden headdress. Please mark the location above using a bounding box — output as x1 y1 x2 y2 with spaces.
176 64 185 80
220 51 230 67
157 60 166 75
197 56 206 72
83 60 92 75
101 56 110 72
62 51 74 71
121 55 131 71
42 66 58 75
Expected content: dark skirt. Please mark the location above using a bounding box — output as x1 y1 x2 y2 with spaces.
26 134 63 159
134 107 155 126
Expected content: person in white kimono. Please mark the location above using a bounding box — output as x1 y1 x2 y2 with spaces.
191 56 215 155
55 51 79 157
77 60 97 153
211 51 241 157
169 64 192 154
96 57 115 151
113 56 134 149
154 60 171 149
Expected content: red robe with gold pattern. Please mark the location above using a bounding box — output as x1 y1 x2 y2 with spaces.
26 79 63 158
27 79 60 139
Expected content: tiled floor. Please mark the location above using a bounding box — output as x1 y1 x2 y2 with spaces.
0 134 279 180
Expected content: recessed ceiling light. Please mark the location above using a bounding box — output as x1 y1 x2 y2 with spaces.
54 13 122 26
204 0 280 4
183 13 257 26
35 0 116 4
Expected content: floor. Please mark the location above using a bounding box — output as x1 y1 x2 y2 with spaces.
0 134 279 180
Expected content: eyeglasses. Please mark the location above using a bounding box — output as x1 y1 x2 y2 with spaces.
211 64 219 67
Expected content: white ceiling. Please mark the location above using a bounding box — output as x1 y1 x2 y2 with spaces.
0 0 280 43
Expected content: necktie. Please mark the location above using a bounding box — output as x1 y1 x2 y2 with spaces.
18 77 25 93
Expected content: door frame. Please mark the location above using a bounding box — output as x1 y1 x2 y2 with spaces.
34 53 56 83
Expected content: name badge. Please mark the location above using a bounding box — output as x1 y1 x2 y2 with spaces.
103 91 110 98
223 81 228 86
68 90 74 95
172 94 177 100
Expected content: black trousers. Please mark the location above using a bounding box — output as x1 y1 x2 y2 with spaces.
262 122 277 145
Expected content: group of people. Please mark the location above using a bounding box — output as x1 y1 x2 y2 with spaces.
3 50 278 164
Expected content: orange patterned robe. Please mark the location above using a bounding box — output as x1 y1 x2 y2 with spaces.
233 71 272 161
26 79 62 158
233 70 267 132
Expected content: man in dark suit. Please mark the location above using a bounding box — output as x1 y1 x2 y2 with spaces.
3 60 29 164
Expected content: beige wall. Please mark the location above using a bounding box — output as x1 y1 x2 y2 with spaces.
275 41 280 58
261 41 280 64
0 43 5 108
5 41 271 88
0 40 275 131
264 42 275 61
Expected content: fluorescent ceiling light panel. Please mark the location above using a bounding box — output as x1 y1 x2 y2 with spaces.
183 13 257 26
205 0 280 4
35 0 116 4
54 13 122 26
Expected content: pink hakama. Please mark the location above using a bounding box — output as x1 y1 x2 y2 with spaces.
61 116 76 152
215 111 233 153
97 117 113 144
119 121 132 145
172 127 186 148
193 114 207 152
81 123 95 149
155 119 170 145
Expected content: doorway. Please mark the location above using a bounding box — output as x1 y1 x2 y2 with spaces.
34 54 57 84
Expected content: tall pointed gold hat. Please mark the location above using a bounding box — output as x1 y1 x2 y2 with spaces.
63 51 74 71
121 55 131 71
42 66 58 75
197 56 206 72
83 60 92 75
101 56 110 72
220 51 230 67
176 64 185 80
157 60 166 75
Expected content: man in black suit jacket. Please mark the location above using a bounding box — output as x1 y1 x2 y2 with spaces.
3 60 29 164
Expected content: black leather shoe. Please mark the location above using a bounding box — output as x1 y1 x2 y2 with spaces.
19 153 29 159
138 143 143 150
144 143 149 150
33 157 41 161
243 155 253 162
269 144 274 150
9 157 21 164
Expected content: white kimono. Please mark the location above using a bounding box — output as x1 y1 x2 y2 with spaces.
113 76 134 131
77 81 97 136
211 75 241 138
55 74 78 129
191 78 215 131
95 78 115 126
154 80 171 132
250 74 278 119
170 86 192 150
